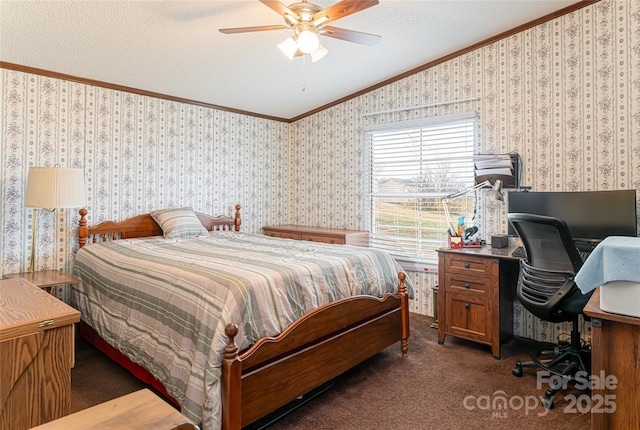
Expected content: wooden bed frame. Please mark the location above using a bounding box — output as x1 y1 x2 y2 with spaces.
76 205 410 430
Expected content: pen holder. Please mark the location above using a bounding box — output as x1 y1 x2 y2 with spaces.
448 236 463 248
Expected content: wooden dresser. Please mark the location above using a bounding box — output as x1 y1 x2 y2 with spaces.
437 246 520 359
0 277 80 429
263 225 369 246
584 288 640 430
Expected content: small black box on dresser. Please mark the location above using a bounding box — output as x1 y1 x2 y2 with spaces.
491 234 509 248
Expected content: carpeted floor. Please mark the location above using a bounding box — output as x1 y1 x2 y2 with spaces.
71 314 591 429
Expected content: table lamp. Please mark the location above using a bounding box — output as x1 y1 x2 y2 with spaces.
441 179 503 237
24 166 86 272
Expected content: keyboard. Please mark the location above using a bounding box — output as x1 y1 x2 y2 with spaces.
578 250 591 262
574 240 597 262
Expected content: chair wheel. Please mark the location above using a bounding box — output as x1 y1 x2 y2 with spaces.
512 362 523 377
542 390 556 409
541 397 554 409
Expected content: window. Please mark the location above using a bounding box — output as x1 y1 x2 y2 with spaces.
366 112 477 261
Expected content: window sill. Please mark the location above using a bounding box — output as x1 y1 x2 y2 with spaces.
394 257 438 274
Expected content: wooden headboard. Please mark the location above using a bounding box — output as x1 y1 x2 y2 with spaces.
78 205 242 248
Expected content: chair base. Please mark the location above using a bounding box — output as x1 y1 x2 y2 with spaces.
513 342 591 408
513 323 591 409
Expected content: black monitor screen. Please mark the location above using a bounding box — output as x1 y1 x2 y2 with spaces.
508 190 638 242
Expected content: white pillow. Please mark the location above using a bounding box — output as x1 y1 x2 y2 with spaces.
150 207 208 239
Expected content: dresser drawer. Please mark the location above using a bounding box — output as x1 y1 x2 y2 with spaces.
301 234 345 244
265 231 302 240
445 274 489 296
446 254 491 278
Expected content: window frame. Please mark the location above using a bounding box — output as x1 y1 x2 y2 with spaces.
365 112 479 268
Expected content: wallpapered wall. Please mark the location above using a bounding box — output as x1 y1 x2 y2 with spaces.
289 0 640 342
1 0 639 342
0 74 290 302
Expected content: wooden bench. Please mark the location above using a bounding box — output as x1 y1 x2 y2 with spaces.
30 389 198 430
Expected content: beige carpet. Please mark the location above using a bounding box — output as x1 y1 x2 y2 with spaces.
71 314 591 429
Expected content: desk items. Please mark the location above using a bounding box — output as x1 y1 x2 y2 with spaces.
441 178 504 249
490 234 508 248
447 228 482 249
575 236 640 318
473 153 519 188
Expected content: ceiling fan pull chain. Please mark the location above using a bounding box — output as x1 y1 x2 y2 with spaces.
301 54 307 92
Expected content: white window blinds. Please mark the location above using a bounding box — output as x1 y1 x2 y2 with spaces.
367 112 477 260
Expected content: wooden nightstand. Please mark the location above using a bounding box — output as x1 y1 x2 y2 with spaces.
437 246 520 359
3 270 81 294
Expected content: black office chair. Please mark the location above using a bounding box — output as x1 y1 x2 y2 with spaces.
508 213 593 409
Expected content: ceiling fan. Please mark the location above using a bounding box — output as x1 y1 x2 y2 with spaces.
219 0 381 62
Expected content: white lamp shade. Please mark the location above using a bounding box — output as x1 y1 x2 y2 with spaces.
311 43 328 62
278 37 298 60
25 166 86 208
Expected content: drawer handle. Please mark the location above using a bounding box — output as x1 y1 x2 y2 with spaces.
464 262 471 269
465 283 471 289
465 302 471 309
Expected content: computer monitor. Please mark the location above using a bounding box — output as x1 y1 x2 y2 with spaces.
508 190 638 244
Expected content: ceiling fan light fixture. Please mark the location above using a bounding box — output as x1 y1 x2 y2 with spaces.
310 43 328 62
221 0 382 66
277 36 298 60
297 29 319 54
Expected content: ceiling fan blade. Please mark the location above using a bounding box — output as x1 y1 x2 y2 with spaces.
321 26 381 46
313 0 379 26
219 25 288 34
259 0 297 18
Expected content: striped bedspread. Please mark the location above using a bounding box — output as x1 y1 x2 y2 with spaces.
71 232 412 429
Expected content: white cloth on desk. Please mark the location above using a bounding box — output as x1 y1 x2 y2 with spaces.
575 236 640 294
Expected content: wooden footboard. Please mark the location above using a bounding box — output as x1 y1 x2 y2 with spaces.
221 273 410 430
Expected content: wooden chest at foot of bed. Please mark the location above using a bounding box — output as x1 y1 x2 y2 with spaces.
0 278 80 429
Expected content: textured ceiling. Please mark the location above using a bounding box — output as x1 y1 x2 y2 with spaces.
1 0 581 120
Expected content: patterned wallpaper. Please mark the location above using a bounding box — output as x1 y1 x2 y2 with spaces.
1 73 290 302
289 0 640 341
1 0 639 343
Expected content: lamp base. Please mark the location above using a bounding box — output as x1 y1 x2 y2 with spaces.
29 208 38 272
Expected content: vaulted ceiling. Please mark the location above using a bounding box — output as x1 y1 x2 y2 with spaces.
1 1 586 121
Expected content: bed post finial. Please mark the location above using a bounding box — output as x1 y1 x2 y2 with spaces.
221 322 242 430
234 205 241 232
79 208 88 248
224 323 239 360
